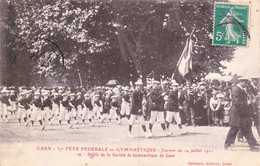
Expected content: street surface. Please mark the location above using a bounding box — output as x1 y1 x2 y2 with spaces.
0 118 259 166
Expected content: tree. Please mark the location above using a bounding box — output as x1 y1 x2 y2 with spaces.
1 0 234 86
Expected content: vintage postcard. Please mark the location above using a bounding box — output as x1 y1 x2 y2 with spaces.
0 0 259 166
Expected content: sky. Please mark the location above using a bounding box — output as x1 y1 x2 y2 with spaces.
222 0 260 77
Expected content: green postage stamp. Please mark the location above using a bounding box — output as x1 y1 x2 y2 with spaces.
213 2 250 47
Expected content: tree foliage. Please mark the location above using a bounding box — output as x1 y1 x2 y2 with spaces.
1 0 234 86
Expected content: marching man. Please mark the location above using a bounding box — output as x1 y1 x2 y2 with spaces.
17 91 28 125
9 90 17 117
81 93 94 126
0 89 11 122
42 92 53 126
147 80 168 137
120 87 131 120
75 92 84 124
59 93 73 128
92 94 103 122
52 92 61 120
101 89 112 123
165 81 187 135
109 95 121 124
30 91 45 130
128 79 150 138
69 93 79 124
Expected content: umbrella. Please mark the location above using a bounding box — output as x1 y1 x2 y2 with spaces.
222 75 233 82
205 73 223 81
106 79 119 86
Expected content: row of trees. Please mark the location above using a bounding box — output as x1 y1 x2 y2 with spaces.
1 0 234 87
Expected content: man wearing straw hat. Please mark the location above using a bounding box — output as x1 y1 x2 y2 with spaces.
42 91 53 126
9 89 17 118
109 95 121 124
17 91 28 125
75 92 84 124
59 92 73 128
165 80 187 135
120 86 131 120
69 93 80 125
92 93 103 122
128 79 150 138
81 93 94 127
52 92 61 120
146 80 168 137
0 88 11 122
30 91 45 130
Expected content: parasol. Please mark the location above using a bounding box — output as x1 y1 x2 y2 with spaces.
222 75 233 82
106 79 119 86
205 73 223 81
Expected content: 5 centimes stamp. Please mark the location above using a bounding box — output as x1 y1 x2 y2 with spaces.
213 2 250 47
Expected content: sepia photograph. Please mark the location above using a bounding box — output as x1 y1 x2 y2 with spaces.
0 0 259 165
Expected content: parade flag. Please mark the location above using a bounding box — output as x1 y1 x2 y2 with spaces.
176 37 192 79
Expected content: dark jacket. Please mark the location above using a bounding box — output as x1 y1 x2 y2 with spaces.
130 90 143 115
179 88 195 107
83 99 93 110
166 90 179 112
147 89 164 111
42 98 53 110
229 86 251 128
32 98 43 109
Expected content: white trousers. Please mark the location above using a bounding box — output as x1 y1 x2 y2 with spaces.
129 114 145 125
93 106 102 118
149 111 165 124
9 101 17 112
31 107 43 121
166 111 181 124
59 106 70 121
81 108 92 120
109 107 119 119
17 107 27 119
52 103 60 117
1 104 10 117
120 102 130 116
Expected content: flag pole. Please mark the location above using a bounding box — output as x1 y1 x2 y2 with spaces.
187 25 195 83
189 25 196 38
77 69 83 86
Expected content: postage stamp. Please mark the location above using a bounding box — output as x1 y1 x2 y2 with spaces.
213 2 250 47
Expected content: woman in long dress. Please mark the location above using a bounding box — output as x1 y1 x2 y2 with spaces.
220 7 243 44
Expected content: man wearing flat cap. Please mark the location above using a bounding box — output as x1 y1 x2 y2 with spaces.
224 77 259 151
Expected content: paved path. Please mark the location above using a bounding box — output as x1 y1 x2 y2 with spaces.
0 118 259 166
